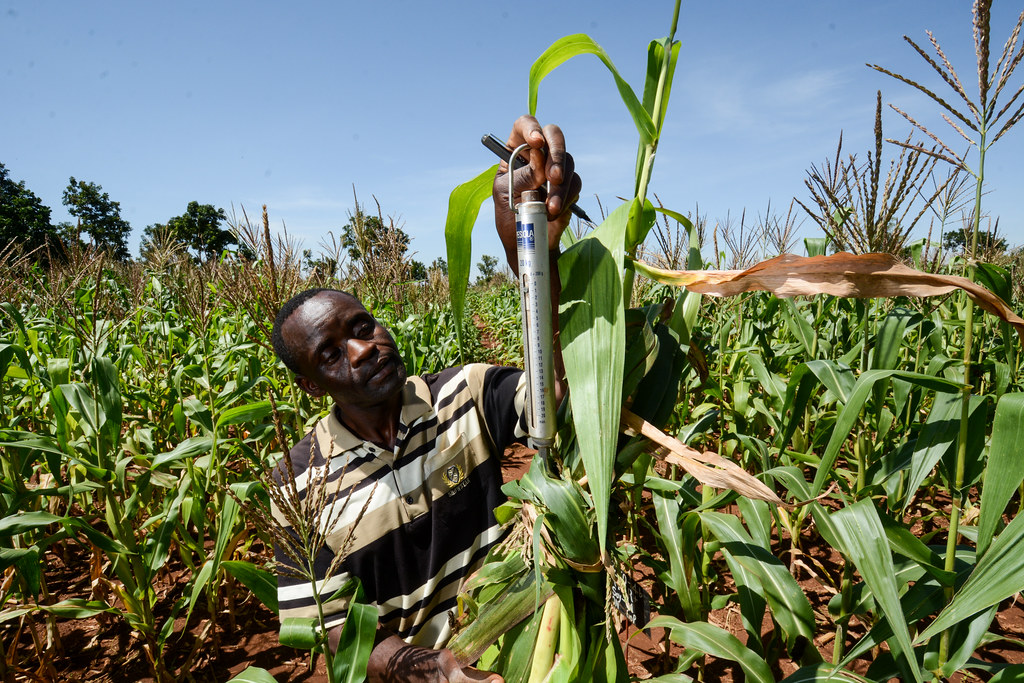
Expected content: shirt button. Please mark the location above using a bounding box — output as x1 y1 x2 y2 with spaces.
405 495 414 505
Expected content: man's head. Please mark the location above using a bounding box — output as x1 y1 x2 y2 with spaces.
271 288 407 407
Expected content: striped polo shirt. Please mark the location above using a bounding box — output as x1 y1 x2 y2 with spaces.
273 363 527 649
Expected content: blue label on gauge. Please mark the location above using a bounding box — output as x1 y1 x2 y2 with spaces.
516 221 536 248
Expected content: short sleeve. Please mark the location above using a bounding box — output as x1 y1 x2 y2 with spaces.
478 365 528 452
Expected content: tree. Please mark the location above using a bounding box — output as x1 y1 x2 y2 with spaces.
62 177 131 260
0 162 58 258
340 212 411 263
429 257 448 276
942 226 1008 257
476 254 498 284
146 201 233 261
409 259 427 281
303 248 339 279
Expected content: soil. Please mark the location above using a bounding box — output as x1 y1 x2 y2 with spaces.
6 454 1024 682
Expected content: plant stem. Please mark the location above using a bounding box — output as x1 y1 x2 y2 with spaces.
939 128 986 670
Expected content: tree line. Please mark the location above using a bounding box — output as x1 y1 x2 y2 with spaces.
0 162 234 262
2 161 504 284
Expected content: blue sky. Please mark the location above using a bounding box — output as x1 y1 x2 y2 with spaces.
3 1 1022 271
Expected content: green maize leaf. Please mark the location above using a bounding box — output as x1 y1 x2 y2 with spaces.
529 34 655 144
701 512 815 649
648 616 774 683
736 497 772 561
938 604 998 678
59 382 102 439
989 665 1024 682
0 343 30 381
62 517 131 555
811 369 961 495
902 391 961 509
625 194 657 254
776 366 822 452
0 511 62 536
824 500 921 683
640 37 679 133
652 492 701 622
91 356 122 448
559 201 628 554
216 400 272 428
39 599 120 620
877 513 955 586
152 435 214 468
186 478 243 619
918 510 1024 642
978 393 1024 557
463 553 527 594
172 402 186 438
223 563 278 615
145 474 192 579
806 360 856 404
496 602 546 683
622 309 660 404
224 667 279 683
279 617 320 649
652 206 694 232
520 461 600 565
782 299 817 359
1 547 41 595
449 566 551 668
182 396 214 433
743 352 785 410
804 238 828 257
585 622 629 683
840 559 971 664
330 597 377 683
444 164 497 355
870 309 912 372
780 664 869 682
630 324 687 429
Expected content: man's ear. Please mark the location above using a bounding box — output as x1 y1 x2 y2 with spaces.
295 375 327 399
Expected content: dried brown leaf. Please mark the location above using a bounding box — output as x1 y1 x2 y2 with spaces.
632 252 1024 340
620 408 788 507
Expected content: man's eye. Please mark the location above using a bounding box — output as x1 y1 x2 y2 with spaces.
322 348 340 363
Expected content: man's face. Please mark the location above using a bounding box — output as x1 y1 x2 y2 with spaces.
282 291 407 408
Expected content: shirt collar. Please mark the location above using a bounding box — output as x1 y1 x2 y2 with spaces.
318 375 432 454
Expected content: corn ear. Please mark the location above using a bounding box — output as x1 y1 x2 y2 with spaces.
527 595 562 683
448 561 553 668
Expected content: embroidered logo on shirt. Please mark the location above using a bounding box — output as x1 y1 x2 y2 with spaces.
442 464 464 488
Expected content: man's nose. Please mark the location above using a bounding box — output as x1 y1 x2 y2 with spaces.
347 338 376 366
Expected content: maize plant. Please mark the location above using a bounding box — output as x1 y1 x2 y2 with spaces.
443 3 1024 681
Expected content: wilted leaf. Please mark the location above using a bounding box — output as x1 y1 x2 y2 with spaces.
633 252 1024 339
621 408 786 506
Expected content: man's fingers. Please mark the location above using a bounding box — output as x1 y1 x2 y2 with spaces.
507 115 546 151
541 123 565 184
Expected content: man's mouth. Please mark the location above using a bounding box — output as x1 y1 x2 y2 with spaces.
368 354 398 381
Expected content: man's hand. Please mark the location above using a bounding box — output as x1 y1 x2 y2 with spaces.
493 115 583 273
368 634 503 683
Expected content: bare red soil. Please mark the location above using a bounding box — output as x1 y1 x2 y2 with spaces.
6 453 1024 682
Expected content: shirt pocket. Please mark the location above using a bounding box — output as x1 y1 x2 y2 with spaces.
426 433 472 501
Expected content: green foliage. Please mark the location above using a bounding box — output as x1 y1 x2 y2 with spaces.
476 254 498 283
0 162 59 258
942 226 1008 257
144 201 234 260
62 176 131 260
342 212 403 262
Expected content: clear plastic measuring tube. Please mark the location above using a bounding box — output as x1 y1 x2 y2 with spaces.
508 143 556 462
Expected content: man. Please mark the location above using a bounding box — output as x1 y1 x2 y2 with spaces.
269 116 580 683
